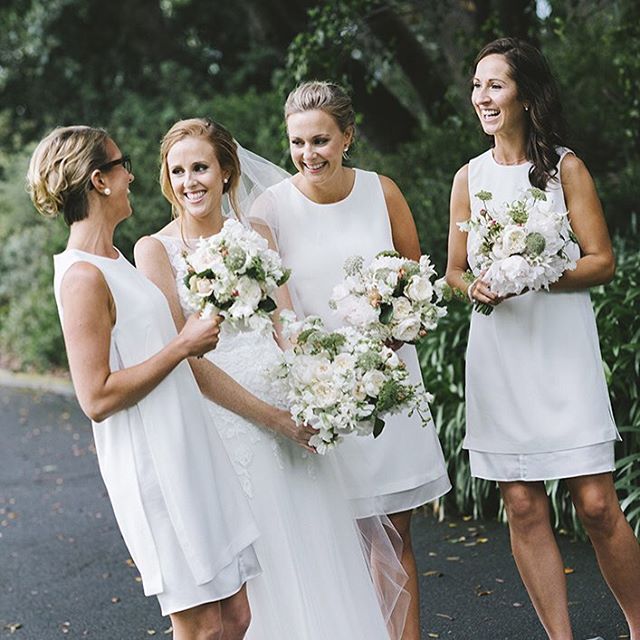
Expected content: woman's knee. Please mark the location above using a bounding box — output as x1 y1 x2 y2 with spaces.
501 484 548 526
226 606 251 638
574 491 621 535
171 603 223 640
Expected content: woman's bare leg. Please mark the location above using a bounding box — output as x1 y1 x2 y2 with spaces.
499 481 573 640
388 509 420 640
568 473 640 640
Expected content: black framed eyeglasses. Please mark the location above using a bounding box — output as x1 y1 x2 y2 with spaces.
98 155 132 174
88 155 132 190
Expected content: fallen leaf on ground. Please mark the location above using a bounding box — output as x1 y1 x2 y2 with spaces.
435 613 454 621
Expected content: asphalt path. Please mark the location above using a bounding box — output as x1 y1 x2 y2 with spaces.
0 385 630 639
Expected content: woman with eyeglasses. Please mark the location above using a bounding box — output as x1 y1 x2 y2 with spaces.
28 125 262 640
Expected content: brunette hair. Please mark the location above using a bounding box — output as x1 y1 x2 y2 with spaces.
475 38 567 190
27 125 111 226
160 118 241 218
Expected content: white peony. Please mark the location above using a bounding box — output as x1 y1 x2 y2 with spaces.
333 291 380 327
500 225 527 256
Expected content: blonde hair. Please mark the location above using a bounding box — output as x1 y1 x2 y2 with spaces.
27 125 110 226
160 118 241 221
284 81 356 137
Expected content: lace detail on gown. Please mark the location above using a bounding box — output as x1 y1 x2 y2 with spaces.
153 234 305 496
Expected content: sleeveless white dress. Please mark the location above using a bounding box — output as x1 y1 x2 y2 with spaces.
53 249 261 615
464 149 620 481
153 233 408 640
254 169 451 517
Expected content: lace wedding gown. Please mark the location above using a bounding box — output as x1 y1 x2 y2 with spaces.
153 233 407 639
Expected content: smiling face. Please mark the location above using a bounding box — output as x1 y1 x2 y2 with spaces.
286 109 352 186
472 53 527 139
166 136 228 222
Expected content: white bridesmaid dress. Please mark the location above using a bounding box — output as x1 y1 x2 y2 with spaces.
255 168 451 517
53 249 261 615
153 233 407 639
464 148 620 481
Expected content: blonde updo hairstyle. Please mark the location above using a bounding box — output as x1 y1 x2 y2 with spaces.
160 118 241 219
284 81 356 141
27 125 111 226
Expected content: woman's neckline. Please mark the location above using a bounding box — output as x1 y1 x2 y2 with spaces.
64 247 122 261
489 148 530 167
289 168 359 206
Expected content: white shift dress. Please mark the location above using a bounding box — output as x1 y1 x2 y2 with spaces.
255 169 451 517
53 249 261 615
464 149 620 481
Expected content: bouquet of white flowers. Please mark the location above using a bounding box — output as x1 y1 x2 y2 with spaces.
182 219 290 333
273 312 431 454
459 188 578 315
328 250 448 344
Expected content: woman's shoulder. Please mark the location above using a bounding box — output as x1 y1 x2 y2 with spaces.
556 148 588 180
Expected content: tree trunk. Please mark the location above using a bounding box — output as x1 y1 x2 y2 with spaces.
364 3 449 122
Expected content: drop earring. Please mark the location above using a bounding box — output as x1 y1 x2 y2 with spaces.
342 146 350 160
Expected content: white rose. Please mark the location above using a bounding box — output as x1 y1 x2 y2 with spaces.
405 275 433 302
195 277 215 297
313 359 334 381
313 381 339 408
362 370 386 397
333 353 355 375
391 296 413 320
353 382 367 402
391 315 422 342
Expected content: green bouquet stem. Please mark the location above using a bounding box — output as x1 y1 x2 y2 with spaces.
474 302 494 316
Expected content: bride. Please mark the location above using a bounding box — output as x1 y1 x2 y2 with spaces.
134 117 408 639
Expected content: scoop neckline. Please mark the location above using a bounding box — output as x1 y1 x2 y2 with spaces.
289 168 359 207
